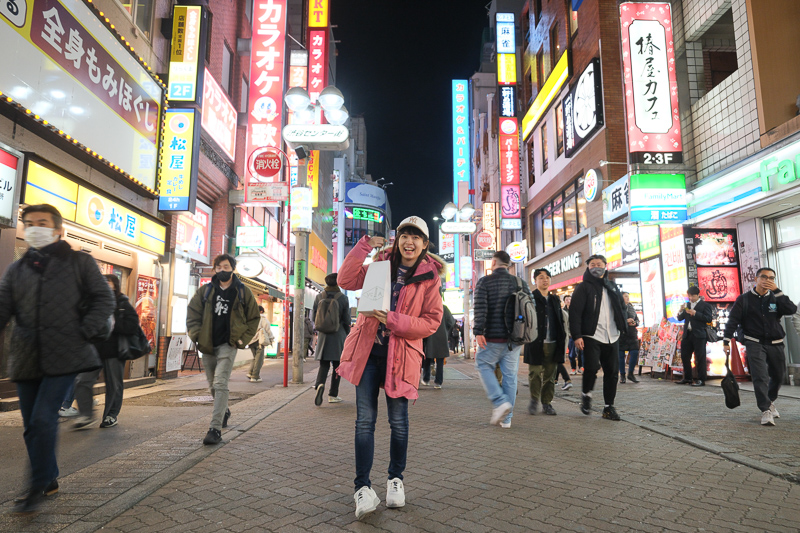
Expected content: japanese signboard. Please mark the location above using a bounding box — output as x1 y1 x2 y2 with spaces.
605 226 622 269
697 267 741 303
245 0 287 199
201 68 237 161
620 2 683 164
563 58 604 158
348 207 384 223
499 118 521 227
620 221 639 264
497 54 517 85
452 79 470 280
638 224 660 259
1 0 164 189
482 201 498 252
308 29 327 109
685 228 740 303
308 0 329 27
175 200 212 264
290 187 312 232
496 13 515 54
308 231 329 285
602 174 629 223
499 86 516 118
236 226 267 248
158 109 200 213
0 145 22 227
639 259 664 327
167 5 204 103
659 225 689 323
307 150 319 207
630 173 686 223
439 230 455 262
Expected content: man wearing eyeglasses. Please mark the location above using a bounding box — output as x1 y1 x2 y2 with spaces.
723 268 797 426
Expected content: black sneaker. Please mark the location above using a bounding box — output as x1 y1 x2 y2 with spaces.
619 374 626 383
14 479 58 504
203 428 222 445
222 408 231 428
13 488 45 514
602 406 621 421
692 380 705 387
580 394 592 415
99 416 118 428
542 404 557 416
314 383 325 406
627 373 639 383
528 398 539 415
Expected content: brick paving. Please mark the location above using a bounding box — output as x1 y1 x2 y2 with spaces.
2 358 800 532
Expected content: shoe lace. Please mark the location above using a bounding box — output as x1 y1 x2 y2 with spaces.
390 480 401 492
356 489 368 503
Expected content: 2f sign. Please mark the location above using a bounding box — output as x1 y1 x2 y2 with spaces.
642 153 674 165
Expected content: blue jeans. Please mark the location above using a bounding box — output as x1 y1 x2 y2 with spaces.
475 342 521 424
354 356 408 491
61 377 76 409
619 348 639 376
568 338 583 370
17 374 77 489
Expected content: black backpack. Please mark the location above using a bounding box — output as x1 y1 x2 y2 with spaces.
201 283 246 307
315 292 341 334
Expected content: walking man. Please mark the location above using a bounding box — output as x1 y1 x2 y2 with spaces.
0 204 114 513
312 273 351 405
525 268 568 416
723 268 797 425
248 306 274 382
568 255 627 421
676 286 714 386
187 254 260 444
474 251 533 428
304 315 316 359
619 292 641 384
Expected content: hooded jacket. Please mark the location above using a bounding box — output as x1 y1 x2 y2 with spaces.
523 291 568 365
0 240 115 381
336 236 443 400
568 268 627 342
186 273 261 354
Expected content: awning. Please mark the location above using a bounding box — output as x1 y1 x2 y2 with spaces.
239 276 268 296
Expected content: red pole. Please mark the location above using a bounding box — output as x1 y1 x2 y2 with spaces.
283 203 291 387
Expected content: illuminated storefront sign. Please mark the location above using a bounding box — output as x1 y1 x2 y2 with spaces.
482 201 498 252
539 252 582 280
620 2 683 164
308 29 328 109
0 145 22 227
604 226 622 269
236 226 267 248
562 58 604 158
630 174 687 222
496 13 515 54
347 207 384 223
439 230 455 262
201 68 237 161
659 225 689 323
497 54 517 85
638 224 660 259
499 118 521 227
168 5 204 102
245 0 287 197
345 182 386 209
290 187 312 231
584 168 600 202
640 257 664 327
506 241 527 263
308 0 329 27
175 200 212 263
307 150 319 207
452 79 470 283
499 86 516 118
620 221 639 264
308 232 329 285
158 109 200 212
602 174 629 223
522 51 570 141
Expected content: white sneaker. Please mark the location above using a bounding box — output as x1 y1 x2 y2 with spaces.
386 478 405 508
434 384 442 389
490 401 512 426
354 486 380 519
328 396 343 403
421 380 430 386
250 377 262 382
770 403 780 418
761 410 775 426
500 421 511 429
59 406 79 418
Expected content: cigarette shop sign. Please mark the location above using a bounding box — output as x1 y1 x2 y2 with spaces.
541 252 582 278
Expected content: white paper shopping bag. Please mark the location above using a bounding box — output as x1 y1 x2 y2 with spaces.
357 261 391 314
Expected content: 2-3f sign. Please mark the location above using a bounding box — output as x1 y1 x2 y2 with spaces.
634 152 680 165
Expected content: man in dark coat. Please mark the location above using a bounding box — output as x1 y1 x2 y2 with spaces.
313 273 352 405
524 268 568 416
569 254 627 421
619 292 641 384
423 304 455 388
676 286 714 386
0 204 114 513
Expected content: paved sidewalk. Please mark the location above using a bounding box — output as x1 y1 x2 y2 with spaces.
4 358 798 532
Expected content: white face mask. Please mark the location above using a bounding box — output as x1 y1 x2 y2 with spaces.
25 226 59 249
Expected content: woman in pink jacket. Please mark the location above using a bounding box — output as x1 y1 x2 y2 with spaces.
337 216 443 520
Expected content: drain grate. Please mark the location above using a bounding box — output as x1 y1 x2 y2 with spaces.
178 395 215 402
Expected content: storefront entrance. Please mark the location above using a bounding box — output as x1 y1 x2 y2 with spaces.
774 212 800 369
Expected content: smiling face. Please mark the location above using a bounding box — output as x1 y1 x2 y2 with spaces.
535 271 551 292
397 231 427 266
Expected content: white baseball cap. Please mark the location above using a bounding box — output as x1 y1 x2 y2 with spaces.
396 216 429 240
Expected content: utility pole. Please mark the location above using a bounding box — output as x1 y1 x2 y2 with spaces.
462 234 472 359
291 154 309 383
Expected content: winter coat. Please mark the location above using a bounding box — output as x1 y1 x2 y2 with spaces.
313 288 351 362
722 288 797 344
472 267 532 340
0 240 115 381
424 304 455 359
523 291 568 365
255 315 275 346
186 274 261 354
568 268 627 342
94 293 141 360
336 236 443 400
304 317 315 340
677 299 713 340
621 303 641 351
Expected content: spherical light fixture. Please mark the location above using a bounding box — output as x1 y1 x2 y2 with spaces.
441 202 458 221
284 87 311 112
324 105 349 126
318 85 345 111
458 202 475 221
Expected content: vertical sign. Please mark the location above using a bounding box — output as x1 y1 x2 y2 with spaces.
496 13 516 53
499 118 521 229
245 0 287 201
307 150 319 207
452 79 470 287
499 86 516 118
482 201 498 251
620 2 683 164
660 224 689 323
201 68 237 161
308 0 329 27
439 229 455 263
308 29 328 112
158 109 200 212
0 146 21 227
168 5 204 103
135 276 159 354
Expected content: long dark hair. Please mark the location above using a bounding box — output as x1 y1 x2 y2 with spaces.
105 274 121 297
388 226 430 282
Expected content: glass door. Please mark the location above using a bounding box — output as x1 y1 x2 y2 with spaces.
774 212 800 367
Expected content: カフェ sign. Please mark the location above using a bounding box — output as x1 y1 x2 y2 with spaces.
539 252 582 279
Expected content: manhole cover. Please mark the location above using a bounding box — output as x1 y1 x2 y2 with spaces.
179 395 214 402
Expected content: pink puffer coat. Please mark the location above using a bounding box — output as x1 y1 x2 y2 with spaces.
336 236 443 400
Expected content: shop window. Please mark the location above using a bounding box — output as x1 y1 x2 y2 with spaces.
541 122 549 172
536 49 544 91
116 0 154 40
564 196 578 239
240 76 249 113
533 0 542 25
534 211 543 256
553 204 564 246
577 189 588 232
569 4 578 36
543 215 554 251
550 24 560 68
555 103 564 157
527 140 536 187
701 9 737 92
704 51 737 92
222 44 233 94
776 212 800 244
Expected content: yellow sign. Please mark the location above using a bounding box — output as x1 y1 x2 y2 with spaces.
308 231 329 285
443 289 463 315
497 54 517 85
308 0 329 27
168 5 203 101
24 162 79 221
158 109 198 211
522 51 570 141
307 150 320 207
604 226 622 268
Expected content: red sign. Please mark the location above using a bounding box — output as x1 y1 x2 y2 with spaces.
308 29 328 105
499 118 521 222
175 202 212 263
698 267 741 303
135 276 159 354
476 232 494 249
201 68 237 161
252 151 282 178
245 0 287 198
288 66 308 90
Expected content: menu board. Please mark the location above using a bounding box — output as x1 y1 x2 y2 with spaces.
685 228 740 302
660 225 689 323
640 318 682 372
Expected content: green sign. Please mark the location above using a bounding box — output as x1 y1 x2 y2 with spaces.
294 260 306 289
351 207 384 223
638 225 660 259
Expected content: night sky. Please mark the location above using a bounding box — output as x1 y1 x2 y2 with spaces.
332 0 492 238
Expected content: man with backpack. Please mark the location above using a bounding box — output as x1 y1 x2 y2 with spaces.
723 268 796 426
473 251 534 428
187 254 260 445
569 254 627 421
312 273 352 405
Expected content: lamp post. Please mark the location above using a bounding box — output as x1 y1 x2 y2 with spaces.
284 86 349 383
440 201 476 359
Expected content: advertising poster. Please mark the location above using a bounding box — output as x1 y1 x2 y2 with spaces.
605 227 622 269
135 276 159 353
620 222 639 264
697 267 741 303
693 230 738 266
640 258 664 328
660 225 689 323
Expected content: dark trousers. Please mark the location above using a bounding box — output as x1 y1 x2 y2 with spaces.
582 337 619 406
681 333 707 381
422 358 444 385
619 348 639 376
556 363 570 383
744 342 786 412
315 360 341 397
17 374 76 490
75 358 126 419
354 356 408 491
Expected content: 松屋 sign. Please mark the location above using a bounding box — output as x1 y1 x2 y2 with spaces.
563 58 604 159
630 174 687 223
620 2 683 164
602 174 630 223
158 109 200 213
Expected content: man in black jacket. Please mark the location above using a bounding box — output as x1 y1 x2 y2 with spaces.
723 268 797 426
676 286 714 386
474 251 533 428
568 255 627 421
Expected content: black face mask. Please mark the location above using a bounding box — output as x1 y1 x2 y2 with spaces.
216 271 233 282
